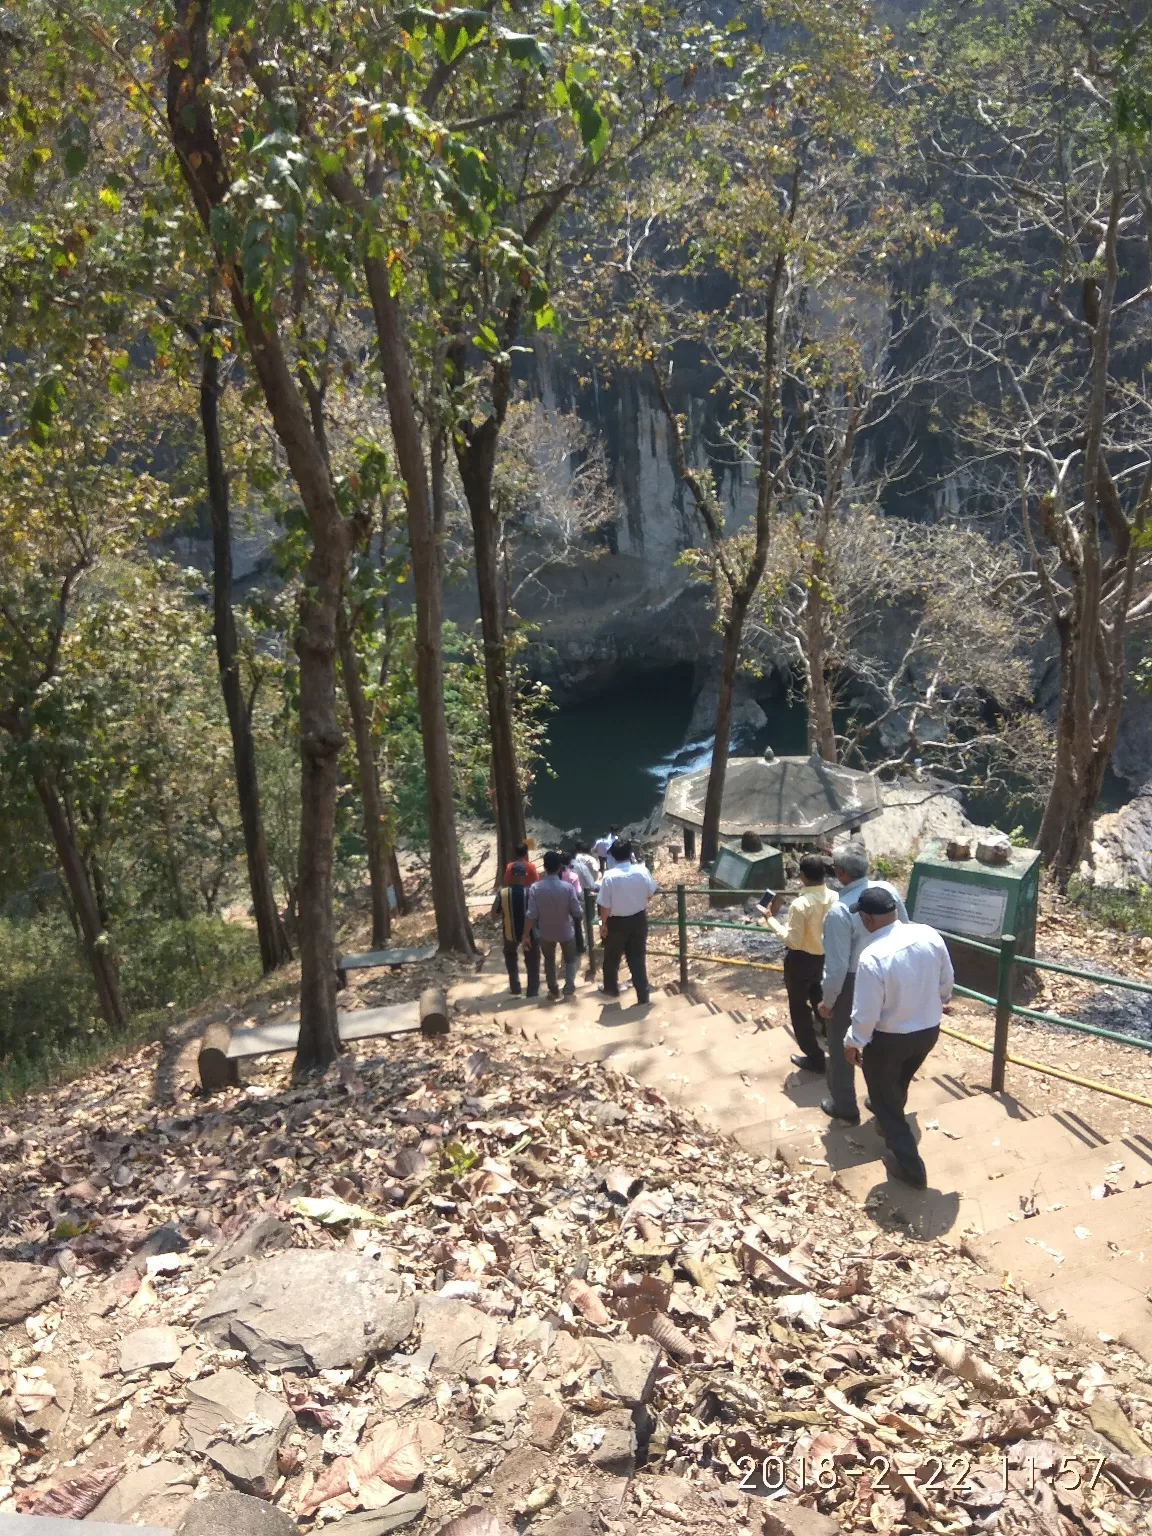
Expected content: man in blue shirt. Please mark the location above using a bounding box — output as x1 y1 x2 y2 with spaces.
526 850 584 1000
817 842 907 1124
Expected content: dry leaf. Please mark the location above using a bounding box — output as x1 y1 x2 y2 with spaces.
566 1277 610 1326
34 1466 122 1519
299 1419 426 1516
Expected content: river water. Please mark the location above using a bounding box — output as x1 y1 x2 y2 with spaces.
529 664 807 839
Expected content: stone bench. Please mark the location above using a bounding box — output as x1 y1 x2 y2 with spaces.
335 944 437 989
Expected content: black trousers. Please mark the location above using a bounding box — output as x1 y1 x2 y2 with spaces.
503 937 540 997
783 948 825 1064
573 913 586 956
602 912 649 1004
861 1026 939 1183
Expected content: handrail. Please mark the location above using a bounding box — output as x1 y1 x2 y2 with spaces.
661 883 1152 1096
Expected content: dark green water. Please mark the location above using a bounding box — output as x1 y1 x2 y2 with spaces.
528 665 1129 842
529 665 807 838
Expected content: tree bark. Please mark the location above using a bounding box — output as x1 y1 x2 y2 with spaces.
804 556 837 760
168 8 349 1073
363 261 473 953
455 423 526 875
1036 175 1128 887
338 606 391 949
200 330 293 973
33 768 126 1031
700 592 752 866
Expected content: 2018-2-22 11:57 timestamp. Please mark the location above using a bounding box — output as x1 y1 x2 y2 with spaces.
731 1451 1134 1500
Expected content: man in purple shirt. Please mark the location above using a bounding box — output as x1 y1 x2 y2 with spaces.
525 850 584 1000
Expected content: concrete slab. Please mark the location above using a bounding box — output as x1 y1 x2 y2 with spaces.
227 1001 420 1059
0 1522 171 1535
338 945 437 970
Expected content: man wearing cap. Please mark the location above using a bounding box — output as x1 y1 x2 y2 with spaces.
817 842 907 1124
844 889 954 1189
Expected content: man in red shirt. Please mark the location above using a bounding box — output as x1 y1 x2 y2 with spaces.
502 841 538 886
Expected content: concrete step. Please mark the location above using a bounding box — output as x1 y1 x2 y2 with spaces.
831 1112 1117 1242
964 1181 1152 1357
733 1073 985 1164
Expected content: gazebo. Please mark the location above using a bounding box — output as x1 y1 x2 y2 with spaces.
663 749 883 860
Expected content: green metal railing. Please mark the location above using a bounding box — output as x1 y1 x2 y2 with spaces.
587 878 1152 1099
937 927 1152 1092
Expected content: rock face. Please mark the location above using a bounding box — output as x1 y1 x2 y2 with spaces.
590 1337 662 1406
183 1368 294 1494
87 1458 195 1528
196 1250 416 1371
416 1295 501 1376
119 1325 184 1374
175 1489 299 1535
0 1262 58 1325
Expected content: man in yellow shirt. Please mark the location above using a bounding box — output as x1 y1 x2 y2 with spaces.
757 855 837 1072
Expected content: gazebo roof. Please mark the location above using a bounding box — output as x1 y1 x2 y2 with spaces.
663 751 883 842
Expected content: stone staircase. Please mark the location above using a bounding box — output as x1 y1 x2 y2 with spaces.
451 969 1152 1362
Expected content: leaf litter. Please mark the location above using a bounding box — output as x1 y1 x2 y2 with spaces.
0 1003 1151 1534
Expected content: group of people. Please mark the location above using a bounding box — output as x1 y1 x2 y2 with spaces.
758 841 954 1190
492 829 953 1192
493 836 657 1005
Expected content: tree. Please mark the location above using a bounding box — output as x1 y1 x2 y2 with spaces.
0 421 167 1032
199 320 294 972
926 0 1152 883
158 0 354 1069
589 0 900 865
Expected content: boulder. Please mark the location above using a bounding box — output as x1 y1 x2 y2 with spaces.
590 1336 662 1405
176 1489 298 1535
209 1214 292 1272
536 1513 602 1536
119 1326 183 1374
528 1395 570 1450
0 1262 58 1325
417 1295 500 1376
336 1493 429 1533
762 1508 844 1536
196 1250 416 1371
590 1417 636 1477
183 1368 293 1495
87 1458 195 1528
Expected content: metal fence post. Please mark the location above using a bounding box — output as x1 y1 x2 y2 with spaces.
991 931 1017 1094
585 890 598 979
677 883 689 987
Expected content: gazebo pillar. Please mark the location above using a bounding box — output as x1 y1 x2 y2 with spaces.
683 825 696 862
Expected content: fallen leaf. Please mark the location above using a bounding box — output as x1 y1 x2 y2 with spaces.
34 1466 122 1518
290 1195 387 1228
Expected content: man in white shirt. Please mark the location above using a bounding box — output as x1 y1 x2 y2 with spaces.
591 827 619 874
596 840 658 1004
844 886 954 1190
817 842 908 1125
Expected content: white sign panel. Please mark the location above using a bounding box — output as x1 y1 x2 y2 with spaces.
912 876 1008 939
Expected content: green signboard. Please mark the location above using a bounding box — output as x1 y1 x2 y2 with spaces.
907 839 1041 995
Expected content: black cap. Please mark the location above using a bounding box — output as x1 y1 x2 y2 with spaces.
509 862 527 878
850 885 898 915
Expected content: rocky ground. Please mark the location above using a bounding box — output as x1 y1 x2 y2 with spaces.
5 940 1152 1536
8 827 1152 1534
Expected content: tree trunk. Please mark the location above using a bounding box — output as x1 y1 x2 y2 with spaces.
200 333 292 973
364 263 473 952
33 769 126 1031
804 568 837 760
700 592 751 866
338 607 391 949
455 426 526 874
167 11 350 1075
